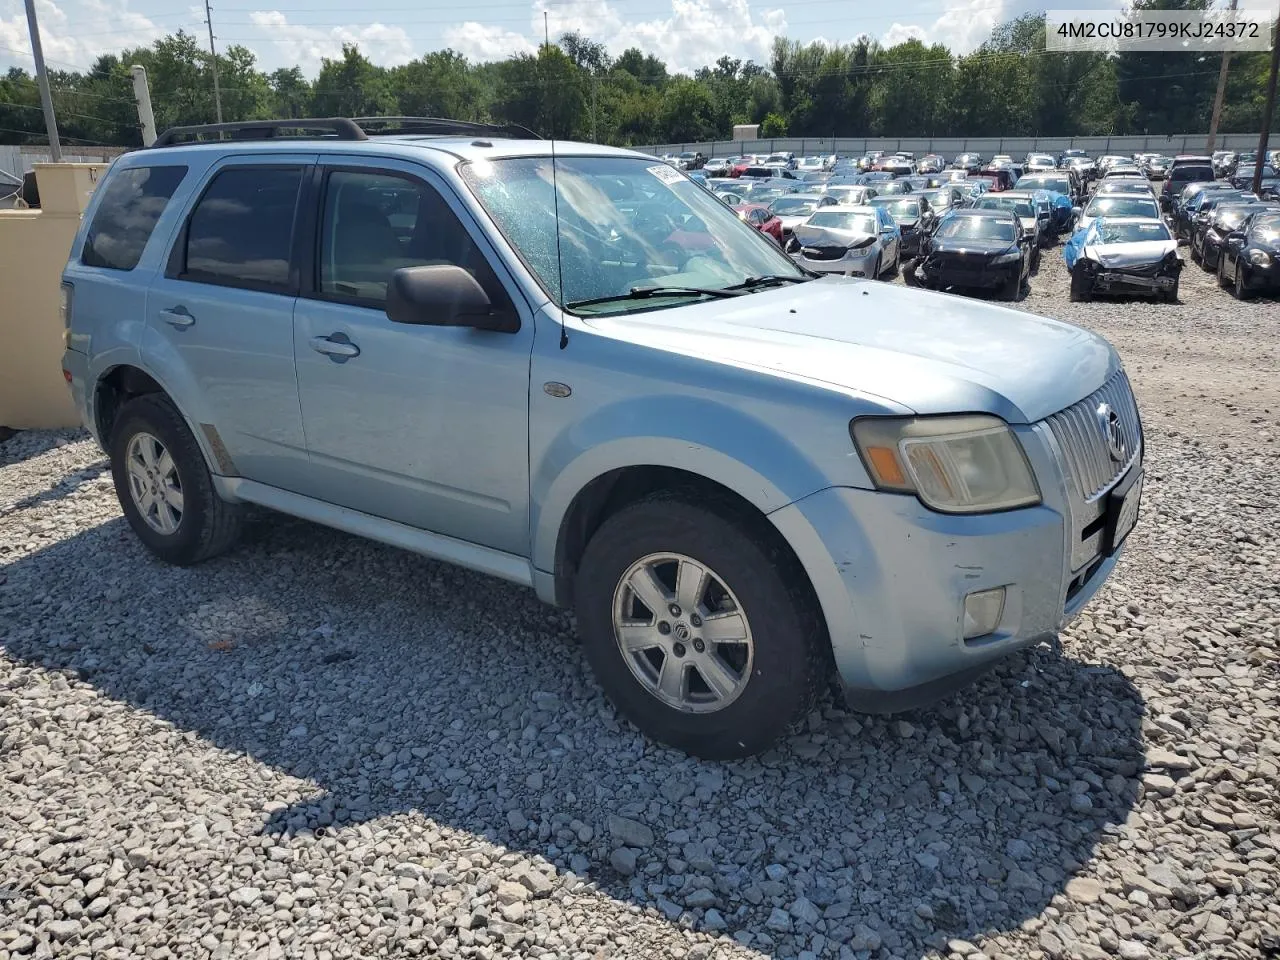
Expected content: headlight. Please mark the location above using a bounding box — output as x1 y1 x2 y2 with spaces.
851 415 1042 514
1249 250 1272 265
992 251 1022 264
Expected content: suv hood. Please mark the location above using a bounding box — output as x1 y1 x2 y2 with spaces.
591 278 1116 423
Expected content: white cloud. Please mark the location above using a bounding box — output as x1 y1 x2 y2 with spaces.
0 0 164 71
442 22 536 62
446 0 786 74
246 10 415 69
882 23 928 47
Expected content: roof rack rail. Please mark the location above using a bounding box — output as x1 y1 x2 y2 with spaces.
350 116 543 141
151 117 368 147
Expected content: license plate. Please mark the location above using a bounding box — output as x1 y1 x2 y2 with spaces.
1105 468 1143 554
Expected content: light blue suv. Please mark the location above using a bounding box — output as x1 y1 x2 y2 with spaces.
60 117 1143 759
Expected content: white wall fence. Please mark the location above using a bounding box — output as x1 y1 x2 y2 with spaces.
637 132 1264 158
0 145 126 180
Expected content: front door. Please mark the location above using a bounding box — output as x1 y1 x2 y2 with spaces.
145 157 313 488
291 158 535 556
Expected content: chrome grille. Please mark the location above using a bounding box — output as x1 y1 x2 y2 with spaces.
1046 369 1142 504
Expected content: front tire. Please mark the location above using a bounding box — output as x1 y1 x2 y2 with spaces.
574 493 823 759
1233 264 1253 300
999 271 1021 301
110 394 243 566
1069 267 1094 302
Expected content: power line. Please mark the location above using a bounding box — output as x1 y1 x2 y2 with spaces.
0 99 139 129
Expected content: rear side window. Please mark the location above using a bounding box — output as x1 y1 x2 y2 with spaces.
180 166 303 290
81 165 187 271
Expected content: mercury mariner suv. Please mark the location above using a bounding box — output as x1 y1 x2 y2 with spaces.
60 118 1143 759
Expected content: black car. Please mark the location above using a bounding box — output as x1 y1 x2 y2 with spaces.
1229 164 1279 190
1187 193 1264 260
952 153 983 173
869 195 935 256
1218 209 1280 299
1195 201 1275 272
1174 183 1248 239
1161 163 1215 213
908 208 1031 300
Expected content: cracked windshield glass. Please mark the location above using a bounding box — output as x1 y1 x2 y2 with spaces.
461 156 803 313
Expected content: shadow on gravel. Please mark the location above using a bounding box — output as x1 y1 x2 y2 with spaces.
1 513 1147 958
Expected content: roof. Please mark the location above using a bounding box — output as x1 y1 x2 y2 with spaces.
133 128 650 167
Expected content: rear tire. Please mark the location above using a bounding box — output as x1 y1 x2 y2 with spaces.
109 394 243 566
574 493 823 760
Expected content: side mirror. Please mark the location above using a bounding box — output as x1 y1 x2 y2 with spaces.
1071 206 1082 218
1225 232 1246 246
386 265 515 333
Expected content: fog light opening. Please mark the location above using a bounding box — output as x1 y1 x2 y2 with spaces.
963 587 1006 640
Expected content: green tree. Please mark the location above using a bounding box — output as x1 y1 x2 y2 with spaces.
389 51 486 120
270 67 310 119
759 111 787 137
492 45 586 138
311 43 395 117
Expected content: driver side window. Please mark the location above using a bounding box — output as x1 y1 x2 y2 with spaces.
317 169 506 309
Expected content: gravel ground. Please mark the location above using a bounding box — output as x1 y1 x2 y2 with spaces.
2 251 1279 960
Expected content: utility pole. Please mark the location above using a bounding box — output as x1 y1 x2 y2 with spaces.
131 65 157 146
1253 4 1280 196
204 0 223 123
23 0 62 161
1206 0 1238 153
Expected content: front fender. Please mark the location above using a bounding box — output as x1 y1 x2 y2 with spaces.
530 394 851 576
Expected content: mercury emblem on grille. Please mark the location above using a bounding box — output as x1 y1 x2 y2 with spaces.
1097 402 1126 463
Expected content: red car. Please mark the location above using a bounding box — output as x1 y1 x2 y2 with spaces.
975 169 1016 192
733 203 784 245
728 156 755 178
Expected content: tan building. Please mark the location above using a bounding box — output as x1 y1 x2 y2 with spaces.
0 163 107 430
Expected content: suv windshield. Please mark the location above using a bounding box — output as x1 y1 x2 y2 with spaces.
935 216 1015 241
1085 196 1159 218
460 155 801 313
1020 176 1071 194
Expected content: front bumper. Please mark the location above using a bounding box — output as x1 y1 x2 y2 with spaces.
769 422 1138 713
920 259 1020 289
794 254 878 277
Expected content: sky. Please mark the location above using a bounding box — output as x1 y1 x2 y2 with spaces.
1 0 1143 79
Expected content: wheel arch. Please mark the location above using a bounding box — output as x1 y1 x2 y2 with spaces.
93 363 231 477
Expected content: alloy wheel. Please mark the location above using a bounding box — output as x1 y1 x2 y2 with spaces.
125 431 184 535
611 552 754 714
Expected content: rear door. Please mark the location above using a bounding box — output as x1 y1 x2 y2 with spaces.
290 156 535 555
145 155 314 488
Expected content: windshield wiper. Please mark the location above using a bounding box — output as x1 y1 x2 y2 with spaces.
566 285 745 309
728 273 815 291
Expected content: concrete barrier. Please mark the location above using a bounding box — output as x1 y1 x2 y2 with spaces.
0 163 107 430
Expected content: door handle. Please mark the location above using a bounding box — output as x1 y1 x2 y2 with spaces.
160 308 194 328
309 335 360 359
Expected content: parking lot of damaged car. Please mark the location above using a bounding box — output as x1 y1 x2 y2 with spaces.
2 254 1279 960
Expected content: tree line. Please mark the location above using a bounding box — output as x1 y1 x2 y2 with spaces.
1 0 1275 150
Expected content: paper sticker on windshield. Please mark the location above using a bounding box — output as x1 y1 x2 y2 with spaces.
647 164 684 185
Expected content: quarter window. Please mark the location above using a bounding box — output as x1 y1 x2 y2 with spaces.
317 169 502 308
81 165 187 271
181 166 302 290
